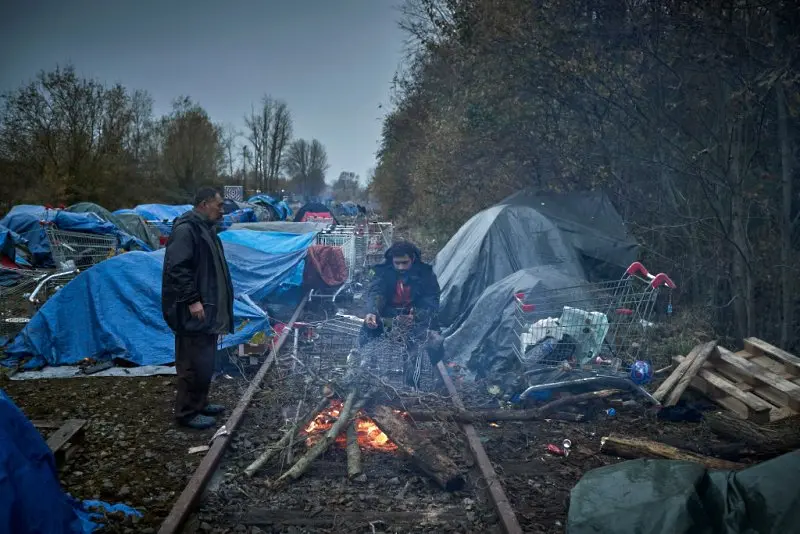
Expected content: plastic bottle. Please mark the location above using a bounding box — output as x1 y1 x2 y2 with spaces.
605 408 616 417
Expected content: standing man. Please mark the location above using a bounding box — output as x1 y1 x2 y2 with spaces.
162 187 234 430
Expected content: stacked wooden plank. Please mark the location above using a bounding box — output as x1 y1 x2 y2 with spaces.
669 337 800 423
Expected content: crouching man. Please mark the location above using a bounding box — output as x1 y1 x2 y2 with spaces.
162 187 234 430
360 241 445 366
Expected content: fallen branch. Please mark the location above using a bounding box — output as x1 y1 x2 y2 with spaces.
653 344 703 403
273 392 366 486
346 420 362 479
406 389 619 424
600 434 744 470
244 396 331 477
370 405 466 491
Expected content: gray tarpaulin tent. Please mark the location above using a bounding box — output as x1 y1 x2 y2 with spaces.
68 202 156 250
434 190 638 332
444 266 589 377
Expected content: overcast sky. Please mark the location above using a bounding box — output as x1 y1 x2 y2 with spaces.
0 0 408 184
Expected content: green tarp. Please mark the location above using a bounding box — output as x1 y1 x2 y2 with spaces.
568 451 800 534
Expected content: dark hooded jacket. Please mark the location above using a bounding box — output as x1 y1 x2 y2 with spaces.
365 243 441 330
162 209 234 335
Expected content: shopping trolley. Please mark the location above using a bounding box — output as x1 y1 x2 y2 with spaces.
44 225 118 269
513 262 676 375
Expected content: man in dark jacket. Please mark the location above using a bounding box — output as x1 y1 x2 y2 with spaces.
162 187 234 430
361 241 444 365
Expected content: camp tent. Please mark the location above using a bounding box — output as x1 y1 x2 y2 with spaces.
434 190 638 332
112 209 161 250
293 202 338 224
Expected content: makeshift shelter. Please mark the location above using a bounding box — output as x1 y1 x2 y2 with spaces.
230 221 333 234
0 206 148 267
132 204 193 236
112 209 161 250
0 389 140 533
443 266 589 377
0 225 30 267
434 191 638 331
66 202 156 246
293 202 338 224
4 230 316 369
248 195 283 221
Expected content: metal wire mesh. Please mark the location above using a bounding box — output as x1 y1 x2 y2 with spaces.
512 262 675 372
45 227 117 269
282 314 435 392
0 268 78 345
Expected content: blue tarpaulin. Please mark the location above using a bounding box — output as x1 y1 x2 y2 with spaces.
0 224 29 266
0 389 141 533
248 195 290 221
4 230 313 368
0 206 150 267
132 204 192 236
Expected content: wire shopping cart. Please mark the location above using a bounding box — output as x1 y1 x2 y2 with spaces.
0 268 78 346
512 262 676 375
44 225 118 269
308 229 357 302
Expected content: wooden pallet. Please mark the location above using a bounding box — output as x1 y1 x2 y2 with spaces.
32 419 87 467
673 337 800 424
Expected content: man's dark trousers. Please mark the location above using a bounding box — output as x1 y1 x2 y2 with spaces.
175 333 217 421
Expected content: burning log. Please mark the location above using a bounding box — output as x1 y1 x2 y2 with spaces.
244 396 331 477
273 392 368 486
600 434 744 470
369 405 466 491
346 420 362 479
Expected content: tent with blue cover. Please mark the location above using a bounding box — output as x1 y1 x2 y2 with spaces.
0 206 150 267
3 230 317 369
0 389 141 533
112 209 161 250
248 194 288 221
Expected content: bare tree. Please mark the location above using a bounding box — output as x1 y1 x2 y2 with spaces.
266 100 293 192
221 124 240 179
284 138 329 196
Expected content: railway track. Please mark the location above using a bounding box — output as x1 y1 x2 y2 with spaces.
158 297 526 533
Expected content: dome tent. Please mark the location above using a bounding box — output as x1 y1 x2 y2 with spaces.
433 190 638 332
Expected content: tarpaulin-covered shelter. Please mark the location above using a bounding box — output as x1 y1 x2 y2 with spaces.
0 225 30 267
0 389 141 533
230 221 333 234
293 202 338 224
67 203 156 252
434 190 638 331
132 204 192 236
444 266 590 377
112 209 161 250
0 206 149 267
248 195 285 221
4 230 316 369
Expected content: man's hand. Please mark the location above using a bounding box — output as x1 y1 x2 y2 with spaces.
365 314 378 328
189 301 205 321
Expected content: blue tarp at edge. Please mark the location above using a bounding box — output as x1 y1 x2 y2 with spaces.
0 389 141 533
0 224 30 266
3 230 315 368
248 195 291 220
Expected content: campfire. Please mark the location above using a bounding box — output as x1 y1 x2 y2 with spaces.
303 399 398 452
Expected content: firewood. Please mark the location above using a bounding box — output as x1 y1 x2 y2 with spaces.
369 405 466 491
704 411 800 459
664 341 718 406
653 343 703 402
346 420 362 479
274 392 366 486
244 396 331 477
600 434 743 470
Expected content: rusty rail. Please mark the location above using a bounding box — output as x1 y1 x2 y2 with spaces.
436 361 524 534
158 297 308 534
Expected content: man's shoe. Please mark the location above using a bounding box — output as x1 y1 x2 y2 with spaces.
179 414 216 430
201 404 225 416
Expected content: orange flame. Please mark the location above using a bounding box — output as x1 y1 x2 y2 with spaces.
303 400 398 452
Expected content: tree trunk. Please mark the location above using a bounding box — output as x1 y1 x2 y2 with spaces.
775 79 795 349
